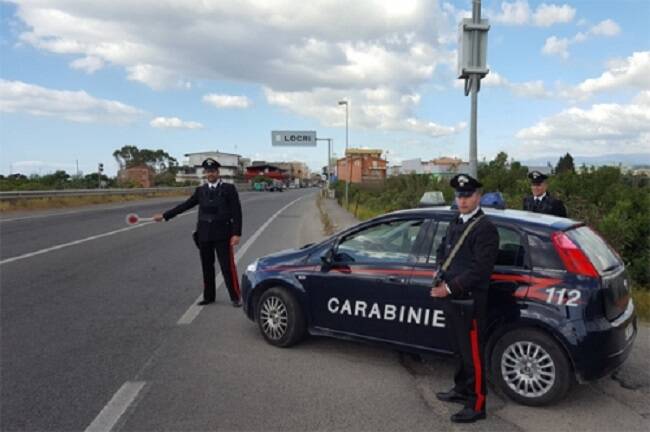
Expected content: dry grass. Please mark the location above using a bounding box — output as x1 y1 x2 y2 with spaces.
316 192 335 236
0 191 189 213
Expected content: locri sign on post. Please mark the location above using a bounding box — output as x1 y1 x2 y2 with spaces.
271 130 317 147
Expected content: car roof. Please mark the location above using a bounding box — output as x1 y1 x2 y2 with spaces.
386 206 581 231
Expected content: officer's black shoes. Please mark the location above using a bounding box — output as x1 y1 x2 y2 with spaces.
197 300 215 306
436 389 467 404
231 300 242 308
450 407 486 423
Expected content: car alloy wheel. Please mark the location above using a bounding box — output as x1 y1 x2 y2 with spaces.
260 295 289 340
501 341 556 398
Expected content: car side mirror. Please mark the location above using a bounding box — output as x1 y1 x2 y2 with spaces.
320 247 335 268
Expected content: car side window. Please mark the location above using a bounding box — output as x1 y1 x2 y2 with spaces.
495 226 527 268
427 221 450 264
337 219 424 264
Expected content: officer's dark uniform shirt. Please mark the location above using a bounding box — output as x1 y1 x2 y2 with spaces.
522 193 567 217
437 208 499 300
162 180 242 242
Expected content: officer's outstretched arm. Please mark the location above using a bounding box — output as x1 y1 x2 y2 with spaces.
162 188 200 221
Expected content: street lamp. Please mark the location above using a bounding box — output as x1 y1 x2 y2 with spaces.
338 100 349 208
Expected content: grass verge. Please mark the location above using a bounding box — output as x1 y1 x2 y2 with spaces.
0 191 190 213
316 192 335 236
632 288 650 322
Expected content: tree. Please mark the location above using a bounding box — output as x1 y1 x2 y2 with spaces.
112 145 178 173
556 153 575 174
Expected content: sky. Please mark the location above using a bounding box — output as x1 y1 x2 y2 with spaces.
1 0 649 176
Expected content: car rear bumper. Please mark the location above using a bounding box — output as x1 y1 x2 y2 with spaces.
574 299 637 382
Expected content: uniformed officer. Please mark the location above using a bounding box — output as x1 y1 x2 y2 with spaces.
154 158 243 306
430 174 499 423
522 170 567 217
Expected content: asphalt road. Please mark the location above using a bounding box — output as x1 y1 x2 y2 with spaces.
1 189 648 431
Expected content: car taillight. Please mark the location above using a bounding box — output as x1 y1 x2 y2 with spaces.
551 231 599 277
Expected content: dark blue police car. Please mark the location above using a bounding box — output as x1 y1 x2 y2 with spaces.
241 207 637 406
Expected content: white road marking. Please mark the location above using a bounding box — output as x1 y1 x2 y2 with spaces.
84 381 146 432
176 194 308 325
0 211 196 265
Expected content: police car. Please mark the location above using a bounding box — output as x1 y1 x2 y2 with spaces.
241 206 637 406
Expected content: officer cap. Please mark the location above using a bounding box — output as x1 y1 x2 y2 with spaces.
450 174 482 197
528 170 548 184
202 158 221 171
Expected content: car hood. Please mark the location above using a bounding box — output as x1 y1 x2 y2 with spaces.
258 245 312 269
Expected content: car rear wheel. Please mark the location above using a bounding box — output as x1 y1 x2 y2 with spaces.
257 287 306 347
491 328 572 406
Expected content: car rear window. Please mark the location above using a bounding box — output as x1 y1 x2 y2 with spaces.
528 233 564 270
566 226 622 273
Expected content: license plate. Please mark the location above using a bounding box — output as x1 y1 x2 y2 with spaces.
624 323 634 341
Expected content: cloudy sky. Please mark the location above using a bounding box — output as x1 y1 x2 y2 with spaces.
1 0 649 176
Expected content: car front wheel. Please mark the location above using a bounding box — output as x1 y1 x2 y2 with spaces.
491 328 573 406
257 287 306 347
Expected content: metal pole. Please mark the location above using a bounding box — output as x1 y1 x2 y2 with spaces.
468 0 481 178
328 138 332 189
345 102 349 208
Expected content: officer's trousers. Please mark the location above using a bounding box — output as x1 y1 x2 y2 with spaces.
198 240 241 302
447 300 487 412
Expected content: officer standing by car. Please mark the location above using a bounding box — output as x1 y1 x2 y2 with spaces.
154 158 243 306
522 170 567 217
430 174 499 423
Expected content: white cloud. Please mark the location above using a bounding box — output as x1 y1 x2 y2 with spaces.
589 19 621 37
515 91 650 156
70 56 104 73
493 0 530 25
542 36 570 59
150 116 203 129
264 86 465 137
203 94 251 109
0 79 143 123
482 71 551 98
492 1 574 27
566 51 650 99
10 0 462 138
542 19 622 59
532 3 575 27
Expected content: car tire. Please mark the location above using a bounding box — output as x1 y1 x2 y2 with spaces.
257 287 306 347
490 328 572 406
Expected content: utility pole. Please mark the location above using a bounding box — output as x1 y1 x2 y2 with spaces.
338 100 349 207
459 0 489 178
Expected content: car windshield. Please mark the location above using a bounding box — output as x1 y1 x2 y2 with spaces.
566 226 622 273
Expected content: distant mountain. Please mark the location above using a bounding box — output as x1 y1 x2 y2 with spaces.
521 153 650 168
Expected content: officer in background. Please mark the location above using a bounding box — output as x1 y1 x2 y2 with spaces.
154 158 243 306
523 171 567 217
430 174 499 423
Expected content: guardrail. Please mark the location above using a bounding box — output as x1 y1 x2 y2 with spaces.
0 184 250 199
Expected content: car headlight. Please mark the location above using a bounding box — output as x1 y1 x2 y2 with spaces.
246 260 258 273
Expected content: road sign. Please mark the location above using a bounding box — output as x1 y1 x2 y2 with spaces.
271 130 317 147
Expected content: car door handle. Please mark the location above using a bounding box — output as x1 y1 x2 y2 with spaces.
386 275 407 284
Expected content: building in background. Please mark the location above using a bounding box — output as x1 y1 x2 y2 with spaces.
401 156 469 177
388 165 402 177
175 151 241 184
336 148 387 184
272 161 310 185
244 164 287 183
